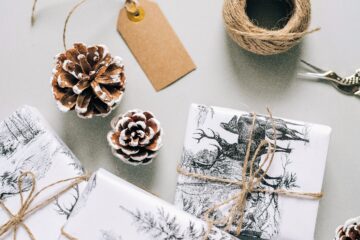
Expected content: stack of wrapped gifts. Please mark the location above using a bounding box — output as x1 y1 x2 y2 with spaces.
0 104 331 240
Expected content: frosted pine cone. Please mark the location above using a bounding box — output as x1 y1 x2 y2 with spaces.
51 43 126 118
335 216 360 240
107 110 163 165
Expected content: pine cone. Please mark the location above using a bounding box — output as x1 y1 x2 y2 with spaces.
335 216 360 240
107 110 163 165
51 43 126 118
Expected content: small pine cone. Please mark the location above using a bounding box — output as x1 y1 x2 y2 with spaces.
335 216 360 240
51 43 126 118
107 110 163 165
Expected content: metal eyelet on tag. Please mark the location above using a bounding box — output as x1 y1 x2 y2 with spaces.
127 7 145 22
125 1 145 22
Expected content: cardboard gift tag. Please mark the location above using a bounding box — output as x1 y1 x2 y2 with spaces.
117 0 196 91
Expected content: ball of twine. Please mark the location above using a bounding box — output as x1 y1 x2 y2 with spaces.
223 0 319 55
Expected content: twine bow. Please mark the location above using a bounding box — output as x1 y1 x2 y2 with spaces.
177 109 323 239
0 172 88 240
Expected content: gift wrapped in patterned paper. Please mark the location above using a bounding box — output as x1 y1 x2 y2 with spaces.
0 106 85 240
175 104 331 240
59 168 236 240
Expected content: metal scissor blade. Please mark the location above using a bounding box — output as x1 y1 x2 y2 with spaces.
298 72 324 79
300 60 327 73
298 72 342 84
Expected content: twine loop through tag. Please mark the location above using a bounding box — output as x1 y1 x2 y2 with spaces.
31 0 145 50
0 171 88 240
177 109 323 239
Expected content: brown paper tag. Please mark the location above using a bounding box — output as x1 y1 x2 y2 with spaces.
117 0 196 91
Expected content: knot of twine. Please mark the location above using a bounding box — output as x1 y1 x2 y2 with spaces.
0 172 88 240
223 0 320 55
177 109 323 239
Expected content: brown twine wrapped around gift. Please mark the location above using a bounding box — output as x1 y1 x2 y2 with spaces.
223 0 320 55
0 171 88 240
177 109 323 239
61 226 78 240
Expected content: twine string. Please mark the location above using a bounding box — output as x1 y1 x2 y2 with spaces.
0 172 88 240
177 109 323 239
61 227 78 240
62 0 138 51
31 0 140 50
63 0 87 51
31 0 38 26
30 0 87 50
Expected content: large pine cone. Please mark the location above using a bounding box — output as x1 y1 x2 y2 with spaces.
335 216 360 240
107 110 163 165
51 43 126 118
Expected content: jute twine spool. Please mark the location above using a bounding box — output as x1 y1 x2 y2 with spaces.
223 0 319 55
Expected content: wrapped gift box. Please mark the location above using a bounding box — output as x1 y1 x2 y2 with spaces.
59 168 235 240
0 106 85 240
175 104 331 240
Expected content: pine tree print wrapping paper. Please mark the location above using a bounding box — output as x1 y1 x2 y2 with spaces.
0 106 85 240
59 168 236 240
174 104 331 240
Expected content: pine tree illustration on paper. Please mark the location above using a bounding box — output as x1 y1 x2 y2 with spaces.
98 230 122 240
196 105 214 127
119 205 233 240
0 106 84 220
0 107 50 200
0 110 43 157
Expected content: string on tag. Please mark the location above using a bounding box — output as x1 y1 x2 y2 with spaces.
31 0 144 49
31 0 38 26
62 0 144 49
62 0 87 50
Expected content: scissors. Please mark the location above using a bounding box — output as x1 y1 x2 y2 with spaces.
299 60 360 96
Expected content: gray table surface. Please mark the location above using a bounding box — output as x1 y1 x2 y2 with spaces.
1 0 359 239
